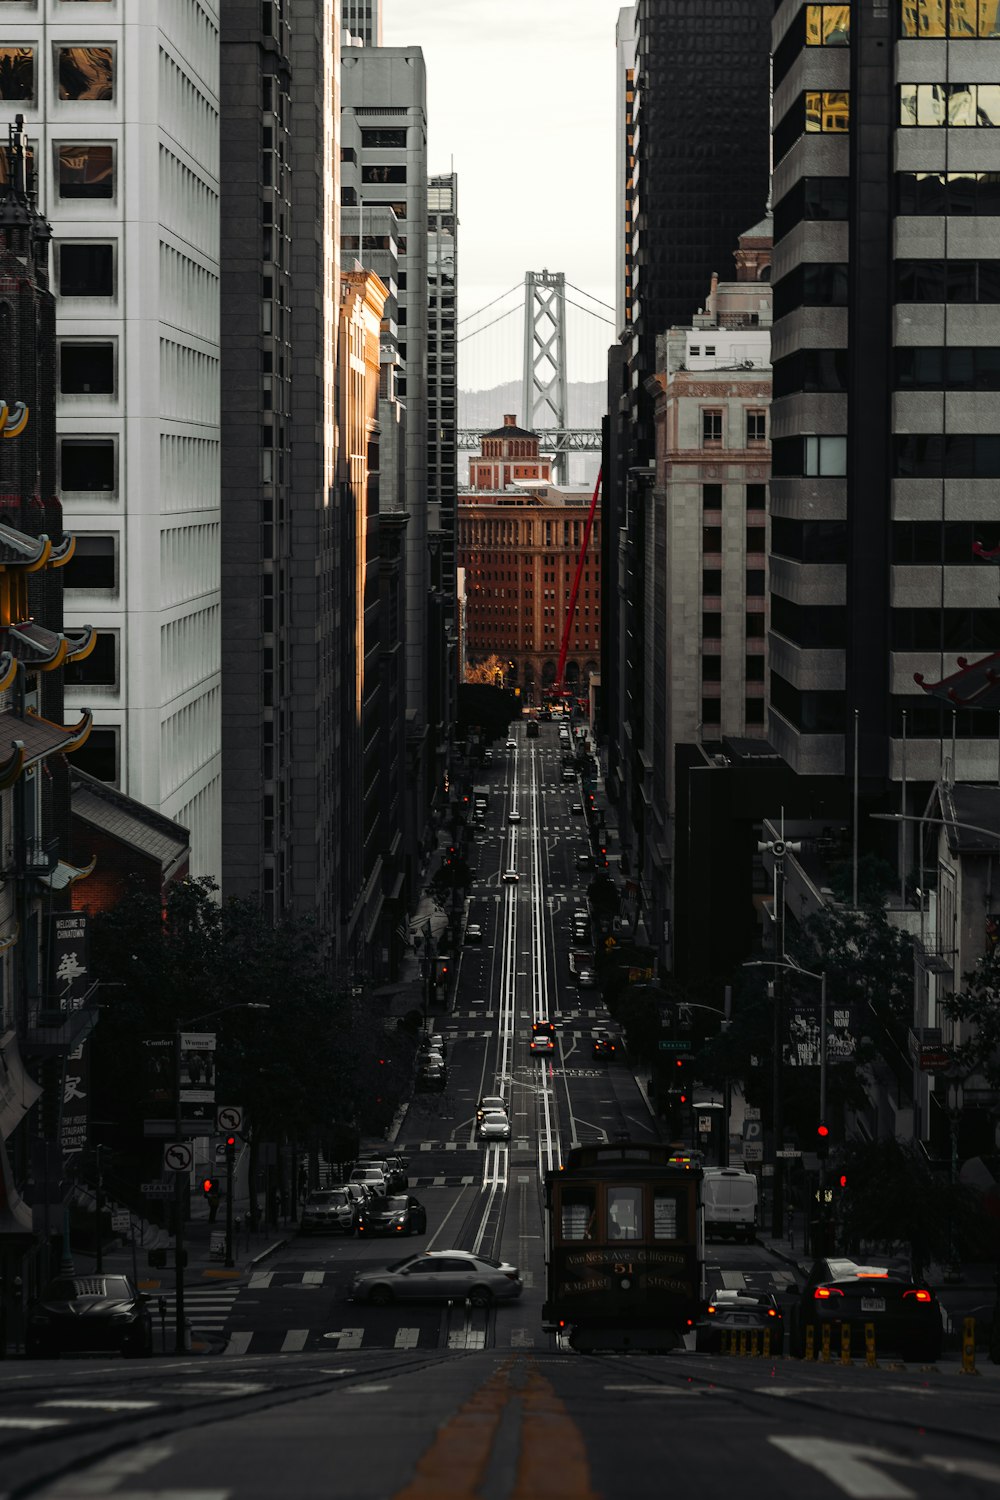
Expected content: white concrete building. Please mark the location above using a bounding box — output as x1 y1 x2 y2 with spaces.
0 1 222 880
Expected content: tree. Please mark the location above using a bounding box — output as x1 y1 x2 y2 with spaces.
835 1137 979 1271
464 654 507 686
942 943 1000 1087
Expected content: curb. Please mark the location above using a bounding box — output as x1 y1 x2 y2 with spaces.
761 1239 810 1277
247 1237 289 1267
633 1073 658 1124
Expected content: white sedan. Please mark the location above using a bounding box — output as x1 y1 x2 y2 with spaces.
479 1111 512 1141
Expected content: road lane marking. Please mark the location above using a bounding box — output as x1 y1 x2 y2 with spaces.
280 1329 309 1352
603 1384 696 1395
769 1437 916 1499
302 1271 324 1285
391 1361 513 1500
0 1416 68 1429
41 1400 160 1412
42 1443 175 1495
248 1272 273 1289
514 1364 600 1500
394 1328 420 1349
224 1331 253 1355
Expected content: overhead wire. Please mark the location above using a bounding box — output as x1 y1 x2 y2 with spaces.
457 302 522 345
458 282 523 325
564 280 617 314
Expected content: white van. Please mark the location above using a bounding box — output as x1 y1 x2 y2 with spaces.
702 1167 758 1243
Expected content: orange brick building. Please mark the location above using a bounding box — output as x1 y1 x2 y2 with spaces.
457 416 600 702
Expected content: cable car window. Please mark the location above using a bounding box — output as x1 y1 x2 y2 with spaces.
607 1185 643 1241
560 1187 596 1241
653 1190 682 1240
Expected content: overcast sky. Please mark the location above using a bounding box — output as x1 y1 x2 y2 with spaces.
382 0 626 385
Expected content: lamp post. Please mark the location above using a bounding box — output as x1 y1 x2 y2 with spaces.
170 1002 269 1355
743 960 826 1244
945 1072 965 1286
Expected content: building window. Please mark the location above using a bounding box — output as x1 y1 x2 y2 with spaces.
71 725 118 783
64 631 116 687
900 82 1000 127
0 48 34 101
806 90 850 134
902 0 1000 37
362 164 407 185
57 46 114 101
57 142 114 198
746 483 768 510
702 699 722 725
702 526 722 554
58 241 114 297
60 341 115 395
806 5 850 45
60 437 115 492
703 569 722 595
745 699 766 726
702 410 723 446
746 570 766 597
746 411 767 445
746 614 767 638
773 263 849 318
745 656 765 682
896 171 1000 215
703 484 723 510
64 534 116 590
361 127 407 149
703 612 722 640
702 656 722 683
773 435 847 477
746 526 766 553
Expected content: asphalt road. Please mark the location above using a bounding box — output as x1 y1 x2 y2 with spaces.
7 722 999 1499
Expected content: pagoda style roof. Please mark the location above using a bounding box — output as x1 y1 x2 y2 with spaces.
915 652 1000 710
0 708 93 790
4 620 96 671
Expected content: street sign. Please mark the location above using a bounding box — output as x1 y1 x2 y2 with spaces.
216 1105 243 1133
658 1040 688 1052
743 1143 763 1164
776 1148 803 1158
163 1140 194 1173
697 1115 715 1134
111 1211 130 1233
141 1181 175 1197
919 1048 952 1073
143 1118 214 1139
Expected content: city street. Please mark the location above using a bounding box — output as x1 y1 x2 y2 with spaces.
5 723 999 1499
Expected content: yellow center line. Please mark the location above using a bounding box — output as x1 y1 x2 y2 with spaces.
513 1365 602 1500
390 1361 514 1500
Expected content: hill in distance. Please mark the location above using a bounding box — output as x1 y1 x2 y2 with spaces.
459 381 606 432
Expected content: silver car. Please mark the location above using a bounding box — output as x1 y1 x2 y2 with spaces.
479 1110 511 1141
350 1250 522 1308
300 1188 357 1236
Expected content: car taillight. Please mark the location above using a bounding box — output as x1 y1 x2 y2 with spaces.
904 1289 932 1302
767 1308 777 1317
504 1269 519 1280
813 1286 844 1299
706 1304 716 1315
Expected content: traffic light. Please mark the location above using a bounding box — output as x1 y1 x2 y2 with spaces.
201 1177 219 1198
224 1135 236 1167
838 1172 848 1190
434 957 451 986
674 1055 692 1106
816 1122 830 1160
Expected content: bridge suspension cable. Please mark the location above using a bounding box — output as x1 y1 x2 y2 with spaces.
457 281 523 327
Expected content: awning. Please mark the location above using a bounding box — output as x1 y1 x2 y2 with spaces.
0 1135 35 1242
0 1031 41 1140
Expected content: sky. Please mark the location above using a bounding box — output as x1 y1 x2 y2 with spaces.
381 0 626 388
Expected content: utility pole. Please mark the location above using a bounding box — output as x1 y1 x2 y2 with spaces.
94 1144 104 1274
224 1134 236 1269
172 1027 186 1354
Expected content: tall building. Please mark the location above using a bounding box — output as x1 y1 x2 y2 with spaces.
614 6 636 337
0 0 224 880
457 418 600 702
770 1 1000 823
220 0 341 934
427 171 459 747
646 227 773 964
341 48 433 834
342 0 382 46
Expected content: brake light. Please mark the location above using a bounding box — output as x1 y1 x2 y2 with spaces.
686 1319 694 1327
767 1308 777 1317
813 1286 844 1299
904 1289 932 1302
706 1304 716 1315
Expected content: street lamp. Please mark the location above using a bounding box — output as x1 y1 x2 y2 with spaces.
743 960 827 1245
169 1002 269 1355
945 1071 965 1286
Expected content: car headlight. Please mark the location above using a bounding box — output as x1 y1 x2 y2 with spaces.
110 1308 137 1320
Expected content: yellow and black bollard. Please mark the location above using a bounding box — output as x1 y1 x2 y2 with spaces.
739 1329 748 1357
840 1323 852 1366
865 1321 878 1368
763 1328 771 1359
821 1323 832 1363
961 1317 979 1376
804 1323 815 1361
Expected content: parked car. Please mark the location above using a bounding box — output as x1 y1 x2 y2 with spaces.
465 922 484 943
350 1250 522 1307
354 1155 407 1191
577 967 597 987
300 1187 359 1235
695 1290 784 1354
349 1166 389 1197
479 1110 512 1141
571 802 584 815
477 1094 507 1123
788 1256 943 1361
359 1193 427 1237
344 1181 374 1212
417 1061 447 1092
26 1275 153 1358
561 769 576 783
702 1167 757 1243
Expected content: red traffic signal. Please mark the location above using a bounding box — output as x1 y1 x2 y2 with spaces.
201 1177 218 1197
839 1173 848 1189
817 1123 830 1138
225 1135 236 1148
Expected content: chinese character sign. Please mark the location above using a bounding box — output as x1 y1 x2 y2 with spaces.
60 1040 89 1157
50 913 90 1010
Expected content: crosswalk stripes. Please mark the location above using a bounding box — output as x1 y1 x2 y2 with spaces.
157 1284 241 1335
220 1322 542 1356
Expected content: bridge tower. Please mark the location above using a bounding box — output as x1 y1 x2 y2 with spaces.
522 270 568 482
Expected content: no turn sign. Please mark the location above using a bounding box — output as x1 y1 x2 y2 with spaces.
216 1105 243 1134
163 1140 194 1174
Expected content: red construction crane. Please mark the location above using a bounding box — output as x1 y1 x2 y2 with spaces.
553 466 602 700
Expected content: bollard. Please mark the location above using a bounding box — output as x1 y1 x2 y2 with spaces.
157 1296 167 1356
821 1323 832 1363
804 1323 815 1361
739 1329 748 1357
763 1328 771 1359
720 1328 729 1355
865 1321 878 1368
750 1330 760 1359
961 1317 979 1376
840 1323 852 1365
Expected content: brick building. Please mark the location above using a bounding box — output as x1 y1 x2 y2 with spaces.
457 417 600 702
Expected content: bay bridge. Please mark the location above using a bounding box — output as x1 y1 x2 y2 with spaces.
456 270 614 481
